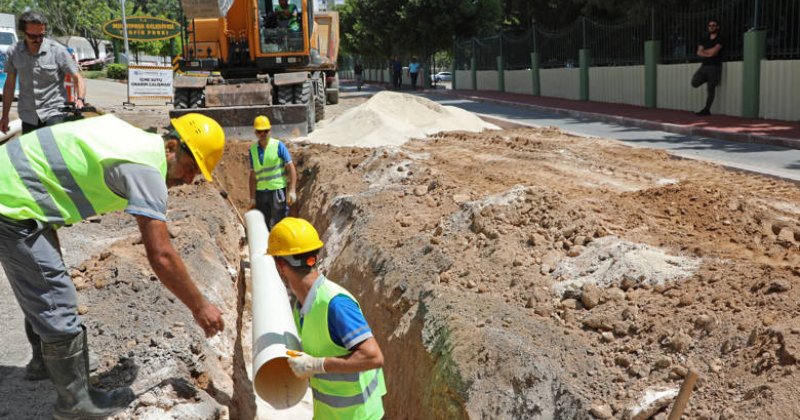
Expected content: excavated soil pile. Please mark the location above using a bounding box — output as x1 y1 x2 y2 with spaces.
221 119 800 418
305 90 497 147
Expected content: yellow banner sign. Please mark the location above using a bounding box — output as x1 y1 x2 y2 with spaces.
103 16 181 42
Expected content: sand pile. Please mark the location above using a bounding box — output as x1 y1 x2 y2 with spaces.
306 91 497 147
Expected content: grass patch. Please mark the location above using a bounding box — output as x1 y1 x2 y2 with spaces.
82 70 106 80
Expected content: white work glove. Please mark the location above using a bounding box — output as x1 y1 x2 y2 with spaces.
286 350 325 379
287 190 297 206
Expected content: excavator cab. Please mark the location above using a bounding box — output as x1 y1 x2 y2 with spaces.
259 0 305 54
171 0 337 139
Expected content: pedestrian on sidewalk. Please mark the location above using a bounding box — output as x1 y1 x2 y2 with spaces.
391 56 402 90
354 61 363 91
0 113 227 419
408 57 420 89
268 217 386 419
249 115 297 230
0 11 87 134
691 18 723 116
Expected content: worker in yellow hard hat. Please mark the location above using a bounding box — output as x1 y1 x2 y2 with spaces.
249 115 297 230
0 112 226 419
267 217 387 419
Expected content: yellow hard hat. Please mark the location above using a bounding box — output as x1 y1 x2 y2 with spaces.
170 113 226 182
254 115 271 131
267 217 324 257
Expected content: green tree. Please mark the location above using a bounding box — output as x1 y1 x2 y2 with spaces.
78 0 114 58
340 0 502 63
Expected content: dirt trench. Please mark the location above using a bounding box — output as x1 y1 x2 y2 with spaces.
218 138 591 419
42 102 799 419
220 119 800 419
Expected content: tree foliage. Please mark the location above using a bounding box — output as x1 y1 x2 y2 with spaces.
338 0 738 65
0 0 181 59
340 0 501 62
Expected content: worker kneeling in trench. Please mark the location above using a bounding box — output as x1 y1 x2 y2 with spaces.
0 112 226 419
268 217 387 418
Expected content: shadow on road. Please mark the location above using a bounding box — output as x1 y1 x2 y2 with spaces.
0 358 140 419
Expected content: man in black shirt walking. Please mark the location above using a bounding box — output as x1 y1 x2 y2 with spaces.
691 19 723 116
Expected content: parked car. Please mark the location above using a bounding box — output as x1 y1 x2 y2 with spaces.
431 71 452 82
0 51 18 99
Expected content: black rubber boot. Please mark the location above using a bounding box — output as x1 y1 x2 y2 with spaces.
24 319 48 381
42 327 133 420
25 320 99 380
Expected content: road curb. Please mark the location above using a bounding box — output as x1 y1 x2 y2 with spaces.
443 91 800 150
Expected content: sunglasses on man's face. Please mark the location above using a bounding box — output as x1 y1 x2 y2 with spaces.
256 129 269 134
24 32 45 41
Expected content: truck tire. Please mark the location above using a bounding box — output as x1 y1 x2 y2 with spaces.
174 89 189 109
325 74 339 105
277 85 293 105
313 77 325 122
189 89 204 108
299 79 312 105
325 89 339 105
307 99 315 133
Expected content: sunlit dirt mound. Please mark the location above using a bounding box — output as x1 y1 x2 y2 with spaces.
306 91 498 147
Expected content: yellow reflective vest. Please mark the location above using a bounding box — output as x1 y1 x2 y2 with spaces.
293 277 387 419
0 115 167 225
250 140 287 191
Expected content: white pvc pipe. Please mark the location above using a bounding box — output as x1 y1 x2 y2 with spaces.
245 210 307 408
0 118 22 143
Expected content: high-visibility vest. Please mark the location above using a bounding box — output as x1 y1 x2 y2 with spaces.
250 140 287 191
0 114 167 225
293 277 386 420
276 4 301 31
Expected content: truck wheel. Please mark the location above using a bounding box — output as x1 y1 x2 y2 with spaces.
277 85 293 105
299 79 312 105
189 89 204 108
325 89 339 105
313 78 325 122
325 74 339 104
174 89 189 109
307 100 315 134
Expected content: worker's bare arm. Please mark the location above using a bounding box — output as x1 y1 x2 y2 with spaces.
135 215 224 337
1 71 16 132
285 161 297 204
72 71 87 107
323 337 384 373
249 170 257 206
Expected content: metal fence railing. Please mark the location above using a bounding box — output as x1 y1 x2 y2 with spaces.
764 0 800 59
586 17 648 67
657 0 753 64
454 0 800 71
536 21 582 69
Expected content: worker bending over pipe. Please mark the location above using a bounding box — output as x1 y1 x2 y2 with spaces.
267 217 387 419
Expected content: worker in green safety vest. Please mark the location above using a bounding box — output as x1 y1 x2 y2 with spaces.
276 0 301 32
249 115 297 230
0 113 227 419
267 217 387 419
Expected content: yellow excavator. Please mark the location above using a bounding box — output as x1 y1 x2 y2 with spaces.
170 0 340 140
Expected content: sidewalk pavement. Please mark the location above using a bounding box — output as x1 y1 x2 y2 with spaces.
441 89 800 150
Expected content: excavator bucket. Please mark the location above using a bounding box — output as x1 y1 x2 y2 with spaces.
169 104 309 141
